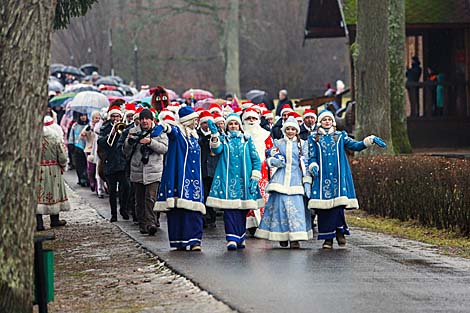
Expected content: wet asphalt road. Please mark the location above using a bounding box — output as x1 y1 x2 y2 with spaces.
65 172 470 313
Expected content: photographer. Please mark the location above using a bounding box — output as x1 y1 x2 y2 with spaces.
123 109 168 236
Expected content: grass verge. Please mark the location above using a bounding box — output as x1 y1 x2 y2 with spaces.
345 210 470 259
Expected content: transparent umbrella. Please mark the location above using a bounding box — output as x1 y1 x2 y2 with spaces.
69 91 109 113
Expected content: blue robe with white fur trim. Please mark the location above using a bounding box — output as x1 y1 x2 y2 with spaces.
306 129 366 210
206 131 264 209
155 124 205 214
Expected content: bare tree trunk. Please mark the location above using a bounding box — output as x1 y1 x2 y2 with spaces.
0 1 57 312
224 0 240 97
355 0 394 155
389 0 412 153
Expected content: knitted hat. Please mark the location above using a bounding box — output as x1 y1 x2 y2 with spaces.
139 108 154 120
225 113 244 131
281 116 300 135
303 109 317 121
108 105 123 118
198 110 214 125
242 108 259 121
280 104 293 116
179 106 198 124
317 110 336 127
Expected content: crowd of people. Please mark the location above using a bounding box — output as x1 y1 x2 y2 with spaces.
38 86 386 251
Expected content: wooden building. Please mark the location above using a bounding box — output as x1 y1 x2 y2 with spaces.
304 0 470 147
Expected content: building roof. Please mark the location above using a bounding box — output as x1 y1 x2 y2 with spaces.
305 0 470 39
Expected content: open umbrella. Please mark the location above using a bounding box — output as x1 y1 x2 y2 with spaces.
79 63 99 75
64 83 99 93
62 66 85 77
49 92 77 107
95 76 120 86
69 91 109 113
182 88 214 101
48 79 64 92
50 64 65 75
101 89 125 97
245 89 274 110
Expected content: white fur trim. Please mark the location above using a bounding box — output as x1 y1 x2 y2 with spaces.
244 127 270 163
265 184 304 195
198 115 214 125
251 170 262 180
263 112 274 119
242 110 259 121
302 176 312 184
246 216 259 228
206 197 264 209
363 135 375 147
108 108 123 118
179 112 199 124
210 137 220 149
255 228 313 241
308 197 359 209
317 110 336 127
154 197 206 214
308 162 319 174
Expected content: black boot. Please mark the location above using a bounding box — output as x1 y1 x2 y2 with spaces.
119 209 129 220
36 214 45 231
50 214 66 228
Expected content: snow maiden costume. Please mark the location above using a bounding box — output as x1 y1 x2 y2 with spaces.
305 110 386 249
155 106 205 251
255 117 313 248
242 107 274 231
206 113 264 250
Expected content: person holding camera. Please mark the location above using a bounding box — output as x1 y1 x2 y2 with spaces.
124 108 168 236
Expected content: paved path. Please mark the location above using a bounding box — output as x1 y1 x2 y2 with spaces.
65 171 470 313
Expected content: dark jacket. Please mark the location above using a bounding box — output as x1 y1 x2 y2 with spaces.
275 98 293 117
197 128 220 178
299 123 316 141
271 118 284 140
97 122 128 176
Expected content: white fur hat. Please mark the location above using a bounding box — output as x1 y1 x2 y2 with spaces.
316 110 336 127
225 113 244 131
281 116 300 135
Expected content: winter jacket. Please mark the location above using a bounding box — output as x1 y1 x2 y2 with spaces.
123 123 168 185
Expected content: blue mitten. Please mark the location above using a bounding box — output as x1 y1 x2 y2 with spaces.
249 179 258 195
207 119 218 135
151 124 164 137
373 136 387 148
270 157 285 168
303 183 311 198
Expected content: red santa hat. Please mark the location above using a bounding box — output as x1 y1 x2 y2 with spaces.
317 110 336 127
262 110 274 120
242 107 259 121
233 107 243 115
280 104 294 116
208 103 222 114
241 101 253 110
213 112 225 124
303 109 317 121
125 102 136 116
288 111 302 123
134 107 143 120
158 109 175 122
198 110 214 125
162 113 177 125
167 101 181 114
108 105 123 118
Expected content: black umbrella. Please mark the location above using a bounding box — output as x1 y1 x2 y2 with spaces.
245 89 275 110
119 84 135 96
62 66 86 77
50 64 65 75
79 63 99 75
109 75 124 84
95 76 120 86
